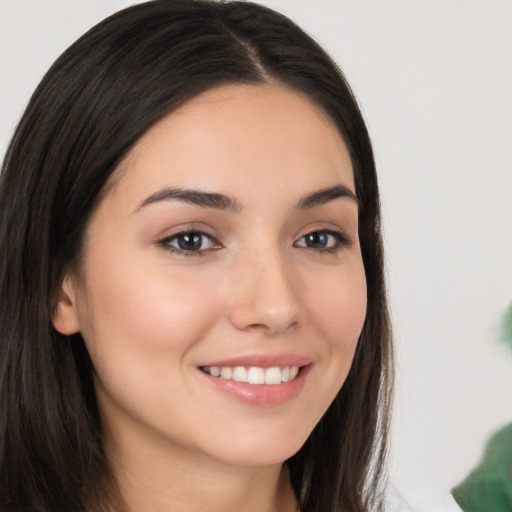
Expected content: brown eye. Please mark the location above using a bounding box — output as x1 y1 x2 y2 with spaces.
159 231 219 255
175 232 206 251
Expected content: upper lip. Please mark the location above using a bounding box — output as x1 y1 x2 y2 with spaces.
200 353 313 368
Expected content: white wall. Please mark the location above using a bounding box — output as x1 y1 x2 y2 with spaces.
1 1 511 510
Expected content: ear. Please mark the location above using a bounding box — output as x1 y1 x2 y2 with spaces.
52 274 81 335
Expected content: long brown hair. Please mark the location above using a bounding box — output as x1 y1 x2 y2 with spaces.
0 1 393 511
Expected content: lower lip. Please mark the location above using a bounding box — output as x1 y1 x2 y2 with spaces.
199 365 311 406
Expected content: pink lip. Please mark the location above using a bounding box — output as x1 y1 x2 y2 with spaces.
200 353 313 368
198 354 313 406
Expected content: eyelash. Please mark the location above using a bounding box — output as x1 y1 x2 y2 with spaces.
157 229 352 257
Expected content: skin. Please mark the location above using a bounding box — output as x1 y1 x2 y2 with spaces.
53 84 367 512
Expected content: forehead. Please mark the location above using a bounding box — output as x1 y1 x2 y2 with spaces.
108 83 354 206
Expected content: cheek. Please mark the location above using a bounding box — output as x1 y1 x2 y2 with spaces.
291 259 367 433
77 258 224 377
76 259 229 435
306 263 367 353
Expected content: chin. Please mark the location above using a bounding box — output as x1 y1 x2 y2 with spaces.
202 430 310 468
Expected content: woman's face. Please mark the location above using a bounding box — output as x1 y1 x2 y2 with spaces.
54 84 367 468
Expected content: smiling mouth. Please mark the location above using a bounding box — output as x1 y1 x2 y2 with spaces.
200 366 300 385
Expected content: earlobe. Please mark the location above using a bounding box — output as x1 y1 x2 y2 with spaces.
52 275 81 335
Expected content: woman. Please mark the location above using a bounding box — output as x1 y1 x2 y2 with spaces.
0 1 393 511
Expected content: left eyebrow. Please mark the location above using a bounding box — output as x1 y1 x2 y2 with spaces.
295 185 357 210
134 187 243 213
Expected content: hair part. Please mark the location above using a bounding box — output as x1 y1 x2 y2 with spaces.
0 2 393 511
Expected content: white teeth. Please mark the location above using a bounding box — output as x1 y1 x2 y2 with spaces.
203 365 300 385
232 366 247 382
220 367 232 379
264 367 281 385
247 367 265 384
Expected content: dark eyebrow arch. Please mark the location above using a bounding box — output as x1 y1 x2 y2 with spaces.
295 185 358 209
134 188 243 213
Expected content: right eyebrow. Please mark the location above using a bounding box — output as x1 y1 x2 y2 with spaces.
134 187 243 213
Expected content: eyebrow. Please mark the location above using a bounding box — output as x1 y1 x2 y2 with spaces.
135 184 357 214
295 185 357 209
135 188 243 213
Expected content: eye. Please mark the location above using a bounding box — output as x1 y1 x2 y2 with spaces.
158 230 220 256
295 230 351 252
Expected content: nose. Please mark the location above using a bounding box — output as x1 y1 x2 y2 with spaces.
227 249 301 335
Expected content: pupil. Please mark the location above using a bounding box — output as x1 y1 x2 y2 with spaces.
178 233 202 251
306 232 327 248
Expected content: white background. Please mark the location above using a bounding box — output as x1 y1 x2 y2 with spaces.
1 1 511 511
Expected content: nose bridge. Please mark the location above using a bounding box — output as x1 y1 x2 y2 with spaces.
228 242 300 334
